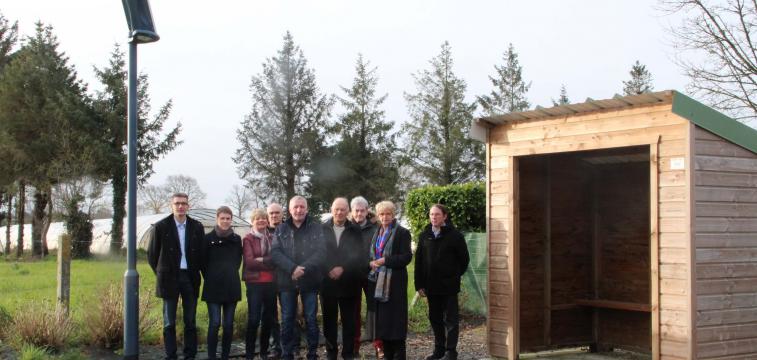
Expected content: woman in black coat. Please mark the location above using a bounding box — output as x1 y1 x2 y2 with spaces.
201 206 243 360
369 200 412 360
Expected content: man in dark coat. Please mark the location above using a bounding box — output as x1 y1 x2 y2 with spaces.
271 196 326 360
147 193 206 360
415 204 470 360
321 197 364 360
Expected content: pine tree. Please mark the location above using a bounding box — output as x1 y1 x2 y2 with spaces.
308 54 398 209
0 22 97 257
403 41 483 186
622 60 654 95
478 43 531 115
234 32 333 204
552 84 570 106
92 45 181 254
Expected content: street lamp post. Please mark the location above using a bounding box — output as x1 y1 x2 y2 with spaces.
121 1 159 359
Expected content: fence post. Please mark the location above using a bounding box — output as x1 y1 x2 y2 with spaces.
57 234 71 316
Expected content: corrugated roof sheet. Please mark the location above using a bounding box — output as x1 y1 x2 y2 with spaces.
479 91 673 125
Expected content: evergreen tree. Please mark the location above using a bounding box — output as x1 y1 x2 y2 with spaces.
0 12 18 73
0 23 97 257
234 32 333 203
403 41 483 186
552 84 570 106
622 60 654 95
92 45 181 254
308 55 398 210
478 43 531 115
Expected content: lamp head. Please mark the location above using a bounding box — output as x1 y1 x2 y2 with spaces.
122 0 159 44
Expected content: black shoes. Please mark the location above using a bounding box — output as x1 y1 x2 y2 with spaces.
440 351 458 360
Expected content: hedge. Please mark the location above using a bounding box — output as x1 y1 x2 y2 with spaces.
404 182 485 236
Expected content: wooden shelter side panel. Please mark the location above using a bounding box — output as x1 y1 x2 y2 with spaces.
488 152 512 359
693 127 757 359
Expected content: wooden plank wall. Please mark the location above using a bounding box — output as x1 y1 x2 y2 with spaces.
694 127 757 359
487 104 691 359
595 161 651 351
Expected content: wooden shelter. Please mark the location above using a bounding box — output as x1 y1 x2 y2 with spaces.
470 91 757 359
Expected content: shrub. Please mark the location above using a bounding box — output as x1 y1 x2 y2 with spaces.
13 301 73 352
233 303 248 340
63 196 93 259
404 182 485 236
84 283 159 349
19 343 50 360
0 305 11 340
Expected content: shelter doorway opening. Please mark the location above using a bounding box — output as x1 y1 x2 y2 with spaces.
517 145 653 355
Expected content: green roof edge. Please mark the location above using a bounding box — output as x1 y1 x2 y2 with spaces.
671 91 757 154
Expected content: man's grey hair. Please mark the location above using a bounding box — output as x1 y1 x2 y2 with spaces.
289 195 308 208
350 196 369 209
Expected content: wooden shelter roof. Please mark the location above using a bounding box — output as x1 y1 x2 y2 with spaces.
472 90 757 154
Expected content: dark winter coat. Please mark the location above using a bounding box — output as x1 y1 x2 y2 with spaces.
357 220 378 278
414 223 470 295
201 229 243 303
147 214 206 299
270 215 326 292
373 221 413 340
320 219 364 297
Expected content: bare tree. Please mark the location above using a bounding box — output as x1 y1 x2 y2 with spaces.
164 175 207 207
663 0 757 121
53 177 108 216
225 184 258 219
138 184 170 214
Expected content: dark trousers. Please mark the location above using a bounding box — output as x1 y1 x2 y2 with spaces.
207 302 237 360
427 294 460 355
321 294 358 359
280 290 319 360
246 282 277 358
162 271 198 360
382 339 406 360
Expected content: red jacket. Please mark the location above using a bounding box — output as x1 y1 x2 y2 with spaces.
242 229 275 283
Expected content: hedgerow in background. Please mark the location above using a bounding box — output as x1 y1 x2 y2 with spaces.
404 182 485 236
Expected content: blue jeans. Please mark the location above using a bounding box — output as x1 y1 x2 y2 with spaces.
280 290 319 360
246 282 276 358
207 302 237 360
162 271 198 360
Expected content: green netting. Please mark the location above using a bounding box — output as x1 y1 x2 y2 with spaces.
460 232 487 315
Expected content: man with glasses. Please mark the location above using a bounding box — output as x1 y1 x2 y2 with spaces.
147 193 206 360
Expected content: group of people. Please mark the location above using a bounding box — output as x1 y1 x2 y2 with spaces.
147 192 470 360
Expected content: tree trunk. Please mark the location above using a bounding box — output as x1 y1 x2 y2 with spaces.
4 192 11 255
42 194 53 256
32 187 50 258
16 181 25 258
110 169 126 255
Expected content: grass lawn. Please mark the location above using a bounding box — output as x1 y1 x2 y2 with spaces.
1 252 430 351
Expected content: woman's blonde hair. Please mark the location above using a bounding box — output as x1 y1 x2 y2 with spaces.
250 208 267 222
375 200 396 215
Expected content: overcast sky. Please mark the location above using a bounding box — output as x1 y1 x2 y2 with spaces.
5 0 691 208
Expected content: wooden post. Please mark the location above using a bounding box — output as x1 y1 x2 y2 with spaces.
543 158 552 347
57 234 71 315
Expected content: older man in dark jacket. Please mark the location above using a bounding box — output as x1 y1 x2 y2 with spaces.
415 204 470 360
271 195 326 360
147 193 206 360
321 197 364 360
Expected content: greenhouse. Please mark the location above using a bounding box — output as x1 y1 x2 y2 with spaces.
1 209 252 255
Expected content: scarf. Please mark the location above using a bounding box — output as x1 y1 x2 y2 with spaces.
214 225 234 238
371 222 397 260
